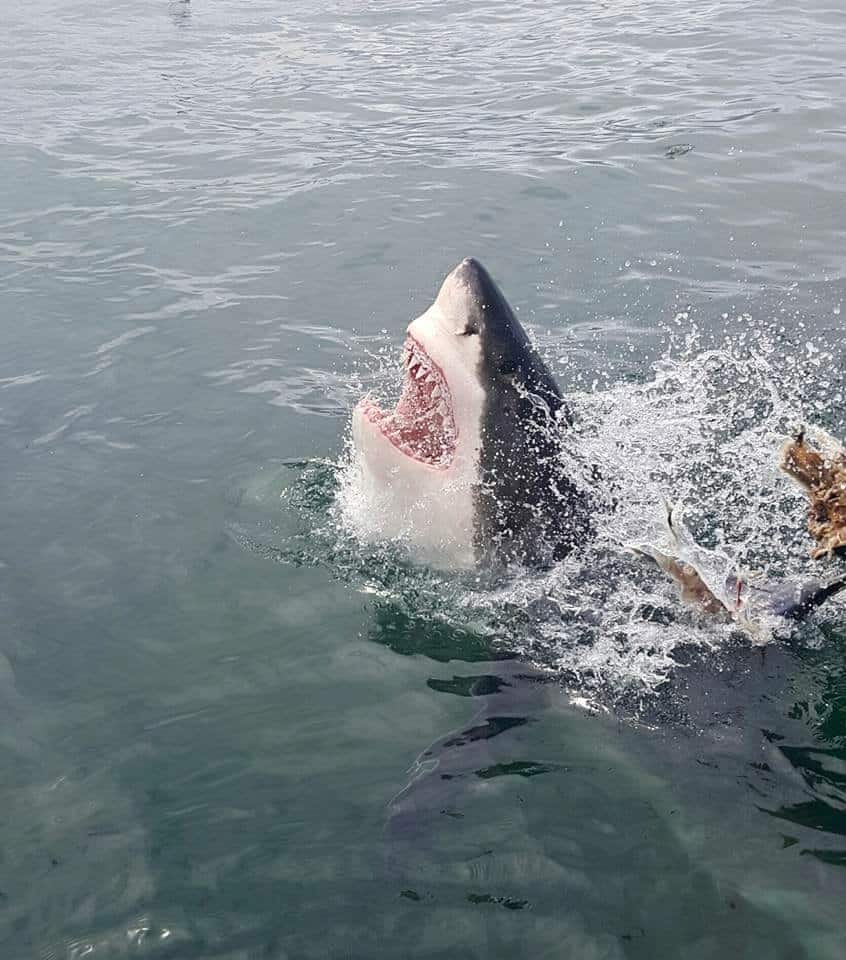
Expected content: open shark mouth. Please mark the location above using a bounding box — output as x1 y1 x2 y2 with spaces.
360 336 457 468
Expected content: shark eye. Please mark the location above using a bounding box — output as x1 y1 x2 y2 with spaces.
459 325 479 337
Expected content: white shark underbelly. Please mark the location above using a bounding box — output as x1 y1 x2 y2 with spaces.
349 403 478 568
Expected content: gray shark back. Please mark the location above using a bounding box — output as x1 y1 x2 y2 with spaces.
451 259 594 566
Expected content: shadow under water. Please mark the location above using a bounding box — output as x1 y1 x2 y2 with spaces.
225 327 846 955
367 608 843 958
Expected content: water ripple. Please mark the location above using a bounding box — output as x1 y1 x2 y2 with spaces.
3 0 845 200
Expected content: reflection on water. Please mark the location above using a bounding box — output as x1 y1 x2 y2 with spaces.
761 629 846 866
369 603 514 664
768 744 846 836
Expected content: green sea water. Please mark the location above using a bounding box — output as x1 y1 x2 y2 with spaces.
2 1 846 957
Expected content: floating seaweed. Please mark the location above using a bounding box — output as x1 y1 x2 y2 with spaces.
781 428 846 560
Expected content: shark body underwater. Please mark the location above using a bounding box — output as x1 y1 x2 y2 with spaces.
350 258 846 627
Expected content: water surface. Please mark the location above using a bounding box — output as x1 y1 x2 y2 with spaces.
2 1 846 957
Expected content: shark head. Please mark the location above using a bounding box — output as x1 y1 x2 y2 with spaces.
351 258 593 568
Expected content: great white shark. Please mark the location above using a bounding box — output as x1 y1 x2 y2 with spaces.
349 257 845 626
351 257 593 569
346 261 845 905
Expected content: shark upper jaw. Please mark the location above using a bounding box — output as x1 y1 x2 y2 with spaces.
352 276 487 480
348 265 489 568
356 334 458 470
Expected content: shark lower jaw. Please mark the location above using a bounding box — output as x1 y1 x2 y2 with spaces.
357 335 458 470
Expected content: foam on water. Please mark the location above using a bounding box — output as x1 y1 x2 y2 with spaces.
261 315 846 700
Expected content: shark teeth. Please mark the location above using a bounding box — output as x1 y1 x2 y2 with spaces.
364 335 457 468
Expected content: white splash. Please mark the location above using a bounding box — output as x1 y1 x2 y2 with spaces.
331 316 846 696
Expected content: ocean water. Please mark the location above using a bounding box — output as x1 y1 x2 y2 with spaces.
2 1 846 957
